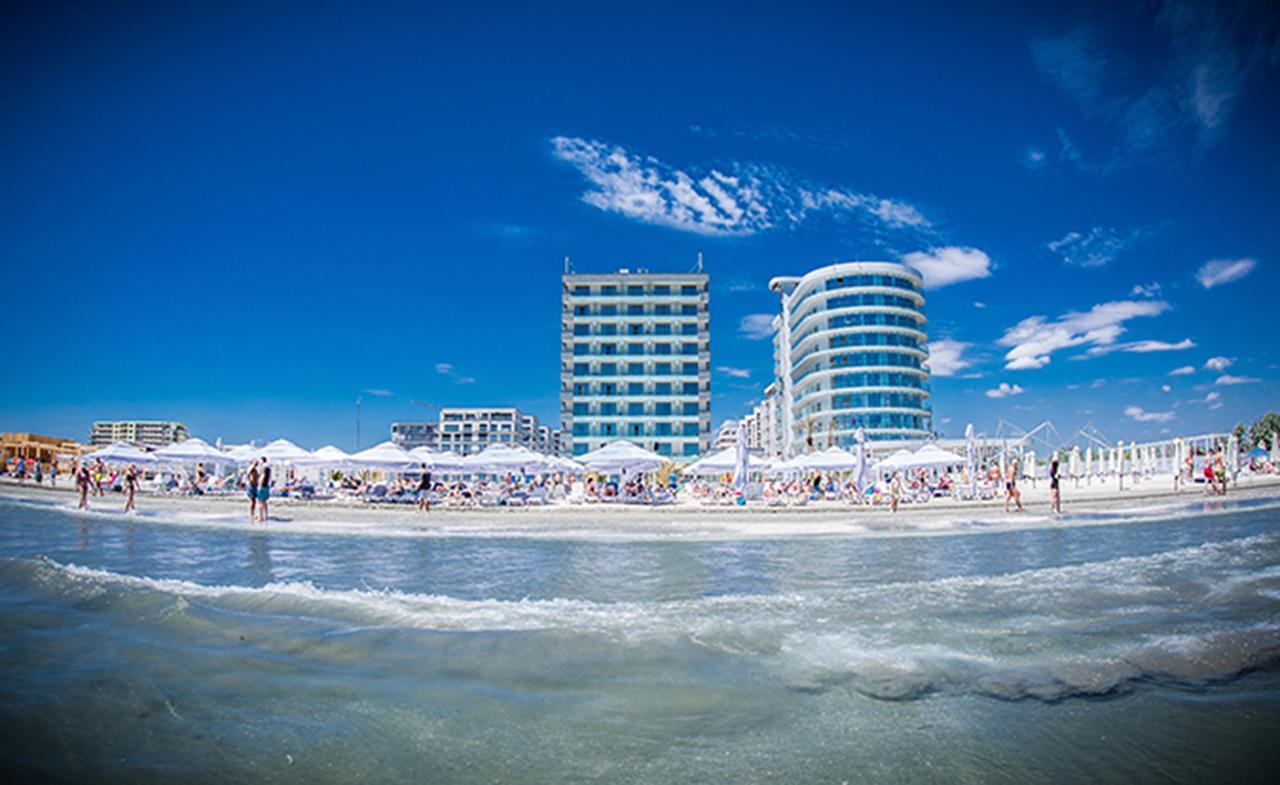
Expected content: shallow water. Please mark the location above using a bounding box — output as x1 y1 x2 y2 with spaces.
1 494 1278 783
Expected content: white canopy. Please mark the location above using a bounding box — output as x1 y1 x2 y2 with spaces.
463 444 556 475
224 443 261 462
152 437 238 467
797 446 862 472
346 441 420 472
578 440 666 474
872 448 916 473
901 444 966 469
296 444 353 469
85 442 158 465
683 448 771 476
548 455 586 473
251 438 313 464
417 448 470 473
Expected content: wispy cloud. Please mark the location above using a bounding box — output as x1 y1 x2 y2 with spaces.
435 363 475 385
1125 405 1176 423
738 313 775 340
1197 257 1257 288
1047 226 1147 267
1083 337 1195 357
1204 356 1234 371
926 339 975 377
717 366 751 379
550 136 931 238
997 299 1171 370
1168 365 1196 375
1130 282 1162 298
985 382 1025 399
1022 146 1047 169
900 247 993 289
362 388 394 397
1215 374 1260 386
1031 28 1112 116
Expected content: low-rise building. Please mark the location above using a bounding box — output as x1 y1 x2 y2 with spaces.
391 407 562 456
90 420 188 448
2 432 88 468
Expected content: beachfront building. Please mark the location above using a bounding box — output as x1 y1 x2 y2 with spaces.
742 388 782 458
90 420 188 448
2 432 88 469
390 407 562 456
713 420 740 450
561 267 712 459
769 261 931 456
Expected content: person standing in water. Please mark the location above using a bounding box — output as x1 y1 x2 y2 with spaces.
890 471 903 513
1049 457 1062 515
35 460 43 485
123 463 139 513
1004 457 1024 513
49 459 57 488
76 461 90 510
416 464 432 514
257 458 271 523
246 459 260 523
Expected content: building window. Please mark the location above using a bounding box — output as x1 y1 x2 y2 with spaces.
627 285 643 296
574 443 589 455
627 362 644 376
600 363 617 375
655 343 672 355
627 343 645 355
628 423 644 436
655 402 672 415
654 422 672 436
600 403 616 416
601 423 616 436
628 402 645 415
657 383 672 395
628 382 645 394
573 343 589 356
682 363 698 375
682 305 698 315
573 324 589 336
683 443 699 456
627 323 644 335
682 382 699 395
655 363 671 375
682 422 699 436
600 324 617 336
573 423 589 435
654 323 672 335
654 304 671 315
573 285 590 295
681 285 698 295
681 323 697 335
627 304 644 315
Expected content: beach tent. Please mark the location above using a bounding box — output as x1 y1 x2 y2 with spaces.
346 441 420 472
464 444 555 475
549 455 586 473
296 445 353 469
252 439 313 464
224 443 261 462
152 437 238 467
410 447 469 473
579 440 666 475
798 446 862 472
85 442 158 465
683 448 771 476
902 444 965 469
872 448 915 475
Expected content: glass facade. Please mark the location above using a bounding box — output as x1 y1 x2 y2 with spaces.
771 261 932 452
561 271 712 459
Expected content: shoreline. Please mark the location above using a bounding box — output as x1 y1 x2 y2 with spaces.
3 474 1279 541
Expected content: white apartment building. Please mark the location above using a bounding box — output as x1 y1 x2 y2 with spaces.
391 408 562 456
561 267 712 460
90 420 188 448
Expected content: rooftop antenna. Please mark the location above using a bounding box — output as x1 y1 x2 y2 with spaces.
563 256 572 275
697 251 703 273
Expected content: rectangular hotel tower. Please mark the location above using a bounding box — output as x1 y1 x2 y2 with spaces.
561 268 711 460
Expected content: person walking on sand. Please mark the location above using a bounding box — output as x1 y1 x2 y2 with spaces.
1004 457 1023 513
93 457 106 496
1213 449 1227 496
1049 457 1062 516
35 460 43 485
257 458 271 523
416 464 432 514
123 463 139 513
49 459 57 488
76 461 90 510
246 459 260 523
890 471 903 513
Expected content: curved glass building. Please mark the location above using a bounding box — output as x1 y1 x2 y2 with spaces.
769 261 931 454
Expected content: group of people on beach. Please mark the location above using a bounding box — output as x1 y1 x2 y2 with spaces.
6 456 57 486
244 458 272 523
1189 448 1231 497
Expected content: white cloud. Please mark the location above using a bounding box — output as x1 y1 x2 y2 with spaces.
1204 356 1234 371
1161 384 1171 393
973 301 987 309
717 366 751 379
1047 226 1142 267
1203 391 1221 403
1215 374 1260 386
985 382 1025 399
1196 257 1257 289
1130 282 1162 298
926 339 974 377
1084 337 1195 357
1124 405 1175 423
900 247 993 290
997 299 1170 370
738 313 775 340
1023 147 1047 169
550 136 932 237
362 388 394 397
435 362 475 385
1168 365 1195 376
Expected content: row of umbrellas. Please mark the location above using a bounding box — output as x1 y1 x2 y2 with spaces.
83 437 670 476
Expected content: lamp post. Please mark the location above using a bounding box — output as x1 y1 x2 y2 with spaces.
355 395 363 451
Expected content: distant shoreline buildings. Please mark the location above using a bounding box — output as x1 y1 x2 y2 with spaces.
392 407 562 457
90 420 188 448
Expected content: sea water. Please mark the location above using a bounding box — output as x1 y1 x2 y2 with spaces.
0 494 1278 783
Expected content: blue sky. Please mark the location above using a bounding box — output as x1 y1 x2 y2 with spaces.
2 0 1277 449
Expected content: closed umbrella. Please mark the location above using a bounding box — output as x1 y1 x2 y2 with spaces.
854 428 868 491
964 423 977 497
732 420 750 490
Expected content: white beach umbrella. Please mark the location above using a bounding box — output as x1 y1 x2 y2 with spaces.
902 444 966 469
549 455 586 473
732 421 750 490
225 443 261 462
684 448 764 475
152 437 238 467
800 446 862 472
579 440 666 475
1271 430 1280 466
1228 433 1240 477
296 444 353 469
854 428 869 491
347 440 420 472
85 442 158 465
464 444 555 475
414 447 469 473
253 438 313 464
872 448 915 476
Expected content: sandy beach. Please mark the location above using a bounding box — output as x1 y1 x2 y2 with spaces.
5 473 1279 541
